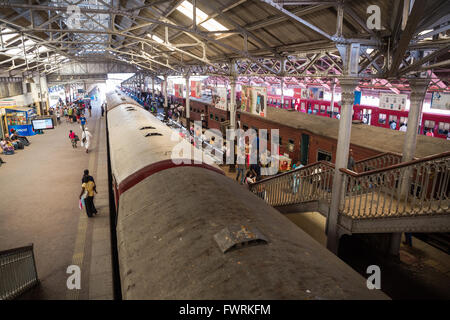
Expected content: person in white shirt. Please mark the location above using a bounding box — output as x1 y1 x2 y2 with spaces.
81 127 93 154
399 123 407 132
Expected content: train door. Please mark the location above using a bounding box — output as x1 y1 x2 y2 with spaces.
300 134 309 165
388 115 398 130
362 108 372 125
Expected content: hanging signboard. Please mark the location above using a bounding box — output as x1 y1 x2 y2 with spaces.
379 93 407 111
167 80 174 95
252 86 267 117
190 81 202 98
174 84 184 98
308 87 324 100
431 92 450 110
241 85 253 113
213 87 227 110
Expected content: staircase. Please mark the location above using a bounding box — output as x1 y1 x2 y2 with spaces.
249 151 450 236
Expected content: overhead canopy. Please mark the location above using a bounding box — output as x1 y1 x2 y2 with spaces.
0 0 448 90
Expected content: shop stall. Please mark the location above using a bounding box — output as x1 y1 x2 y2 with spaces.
5 106 37 136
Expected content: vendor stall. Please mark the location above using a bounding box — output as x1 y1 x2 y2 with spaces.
5 106 37 136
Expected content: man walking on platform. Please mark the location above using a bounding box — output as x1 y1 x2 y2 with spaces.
101 104 105 117
81 127 93 153
80 114 87 131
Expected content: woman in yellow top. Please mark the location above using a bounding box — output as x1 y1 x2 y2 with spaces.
79 176 98 217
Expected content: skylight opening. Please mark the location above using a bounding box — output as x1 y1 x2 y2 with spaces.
175 1 228 34
176 1 208 24
0 28 19 42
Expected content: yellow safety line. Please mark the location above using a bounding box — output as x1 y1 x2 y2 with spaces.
66 112 101 300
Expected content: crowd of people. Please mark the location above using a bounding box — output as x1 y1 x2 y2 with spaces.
0 128 31 167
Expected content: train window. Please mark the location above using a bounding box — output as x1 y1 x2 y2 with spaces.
317 150 332 162
424 120 435 129
389 115 398 122
400 116 408 125
378 113 386 124
210 113 213 119
215 115 219 121
320 105 326 112
327 105 332 112
220 117 225 122
438 122 449 134
314 104 319 111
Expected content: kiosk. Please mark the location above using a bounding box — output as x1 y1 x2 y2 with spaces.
5 106 37 136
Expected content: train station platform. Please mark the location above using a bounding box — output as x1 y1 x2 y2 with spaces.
0 100 113 300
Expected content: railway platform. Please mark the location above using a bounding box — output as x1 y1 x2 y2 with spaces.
0 101 113 300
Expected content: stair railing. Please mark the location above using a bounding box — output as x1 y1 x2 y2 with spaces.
0 244 39 300
339 151 450 218
249 161 335 207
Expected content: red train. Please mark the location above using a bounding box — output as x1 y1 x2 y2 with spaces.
267 94 450 140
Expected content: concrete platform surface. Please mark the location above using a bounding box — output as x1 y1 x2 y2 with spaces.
0 101 113 300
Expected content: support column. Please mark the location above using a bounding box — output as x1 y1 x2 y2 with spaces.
326 78 358 254
163 75 168 121
280 78 284 109
390 78 429 256
229 77 237 130
185 74 191 130
330 81 336 118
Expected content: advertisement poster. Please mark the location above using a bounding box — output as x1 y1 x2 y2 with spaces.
241 85 253 113
270 86 277 95
252 86 267 117
379 93 407 111
167 80 174 95
174 84 184 98
431 92 450 110
308 87 324 100
190 81 202 98
293 88 302 98
213 87 227 110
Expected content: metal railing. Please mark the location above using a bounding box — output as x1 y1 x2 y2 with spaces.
340 151 450 219
0 244 39 300
354 152 403 173
249 161 335 207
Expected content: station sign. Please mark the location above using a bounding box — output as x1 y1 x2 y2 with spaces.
379 93 407 111
431 92 450 110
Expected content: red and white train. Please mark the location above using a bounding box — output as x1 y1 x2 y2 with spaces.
266 94 450 140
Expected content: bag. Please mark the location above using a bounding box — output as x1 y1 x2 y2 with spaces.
79 199 84 210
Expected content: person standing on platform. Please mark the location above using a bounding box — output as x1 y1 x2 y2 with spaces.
88 103 92 117
81 127 92 153
347 149 356 171
82 169 97 193
101 104 105 117
80 114 87 132
69 130 77 148
399 123 407 132
79 175 98 217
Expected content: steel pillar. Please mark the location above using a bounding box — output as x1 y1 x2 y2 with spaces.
185 74 190 130
326 77 359 254
390 78 429 256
